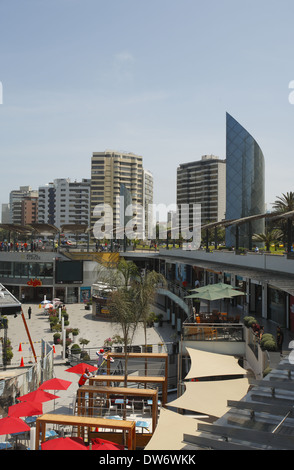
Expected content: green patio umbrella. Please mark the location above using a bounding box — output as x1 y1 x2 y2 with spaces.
185 284 245 313
190 282 237 293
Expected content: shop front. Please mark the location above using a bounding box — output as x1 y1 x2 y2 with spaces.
267 285 287 327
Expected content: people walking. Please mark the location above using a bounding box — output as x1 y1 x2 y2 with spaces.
28 306 32 319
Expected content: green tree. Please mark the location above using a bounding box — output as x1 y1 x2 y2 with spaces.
252 228 283 251
134 270 166 353
272 192 294 251
273 192 294 213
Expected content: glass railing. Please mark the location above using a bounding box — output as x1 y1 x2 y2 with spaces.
182 322 244 342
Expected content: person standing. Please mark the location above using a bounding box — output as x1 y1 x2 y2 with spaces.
28 306 32 319
78 368 92 387
277 326 284 356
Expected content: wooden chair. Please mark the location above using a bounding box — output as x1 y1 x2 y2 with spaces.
142 400 151 416
204 327 217 340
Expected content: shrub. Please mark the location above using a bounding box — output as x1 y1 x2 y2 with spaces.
51 323 61 332
81 350 90 361
6 347 13 362
261 339 277 352
71 343 81 354
49 315 59 324
260 333 273 345
62 312 69 321
243 316 257 328
79 338 90 348
260 333 277 351
53 332 61 344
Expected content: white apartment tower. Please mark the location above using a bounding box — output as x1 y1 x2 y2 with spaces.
38 178 91 228
177 155 226 226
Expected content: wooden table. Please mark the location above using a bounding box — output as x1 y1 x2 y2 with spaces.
35 413 136 450
89 374 167 405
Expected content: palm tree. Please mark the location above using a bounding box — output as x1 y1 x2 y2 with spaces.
272 192 294 213
252 229 283 251
105 259 167 421
134 270 166 353
272 192 294 251
107 260 140 385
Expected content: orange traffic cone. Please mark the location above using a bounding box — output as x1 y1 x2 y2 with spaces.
18 343 22 352
20 357 24 367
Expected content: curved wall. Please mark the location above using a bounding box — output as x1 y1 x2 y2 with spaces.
225 113 265 248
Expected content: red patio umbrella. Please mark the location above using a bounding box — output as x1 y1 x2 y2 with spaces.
41 437 88 451
39 378 72 391
8 400 43 418
17 389 59 403
0 416 30 435
65 363 97 375
90 437 124 450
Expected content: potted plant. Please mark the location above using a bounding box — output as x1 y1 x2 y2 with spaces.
260 333 277 351
154 314 163 327
71 343 81 357
51 323 61 333
157 313 163 327
6 347 13 365
53 332 61 344
243 316 257 328
80 350 90 361
66 328 73 337
147 311 156 327
79 338 90 349
72 328 80 338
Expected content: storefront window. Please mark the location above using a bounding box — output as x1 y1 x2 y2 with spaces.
0 262 54 279
14 262 29 278
268 286 286 326
38 263 53 278
0 261 13 277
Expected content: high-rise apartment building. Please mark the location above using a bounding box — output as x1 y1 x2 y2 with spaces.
9 186 38 225
225 113 265 248
21 194 38 225
1 204 10 224
38 178 90 228
90 150 145 239
143 169 154 238
177 155 226 226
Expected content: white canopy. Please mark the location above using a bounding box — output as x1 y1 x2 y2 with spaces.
145 408 201 451
184 347 247 380
167 378 249 418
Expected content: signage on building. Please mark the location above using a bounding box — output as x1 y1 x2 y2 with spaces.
27 278 43 287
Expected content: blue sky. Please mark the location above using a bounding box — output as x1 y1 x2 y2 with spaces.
0 0 294 217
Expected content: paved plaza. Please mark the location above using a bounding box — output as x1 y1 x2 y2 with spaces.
2 302 176 415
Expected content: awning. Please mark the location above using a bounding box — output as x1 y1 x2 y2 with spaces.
0 284 21 310
60 224 90 234
167 378 249 418
184 348 247 380
145 408 201 451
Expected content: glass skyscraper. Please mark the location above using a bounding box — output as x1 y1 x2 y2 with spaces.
225 113 265 248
